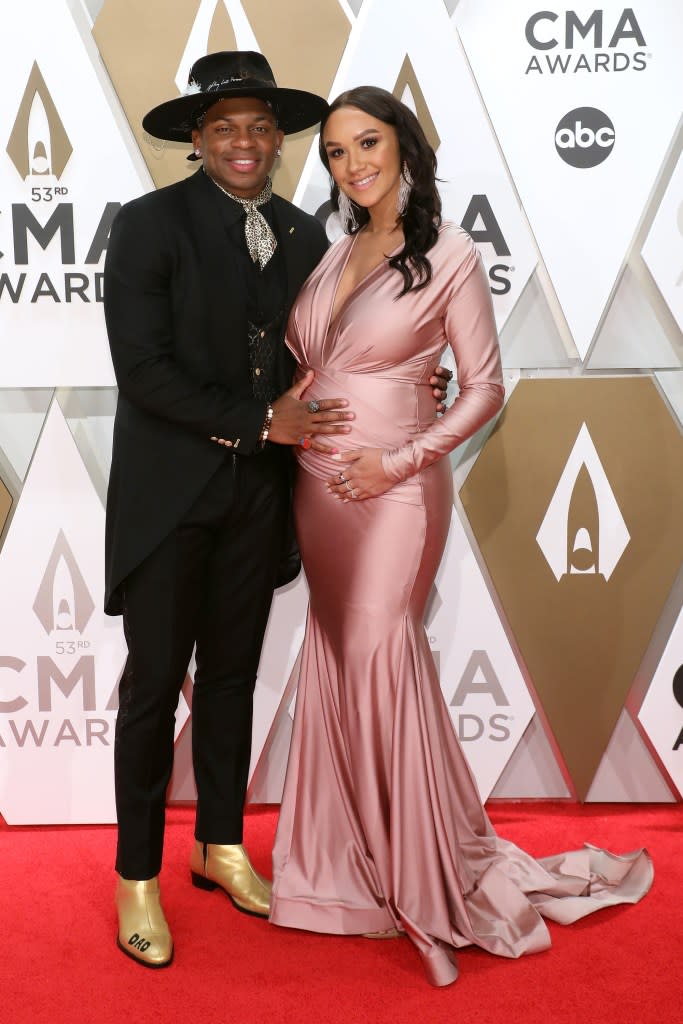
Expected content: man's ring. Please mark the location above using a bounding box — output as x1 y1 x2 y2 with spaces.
308 400 320 413
298 437 311 449
345 480 352 491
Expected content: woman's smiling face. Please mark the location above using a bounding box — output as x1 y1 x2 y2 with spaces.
323 105 402 218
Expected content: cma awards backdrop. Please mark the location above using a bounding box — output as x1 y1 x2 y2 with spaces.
0 0 681 824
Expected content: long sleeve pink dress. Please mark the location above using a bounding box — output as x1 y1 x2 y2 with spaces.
269 224 652 987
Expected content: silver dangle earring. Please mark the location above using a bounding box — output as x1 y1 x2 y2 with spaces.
195 149 201 157
337 189 358 233
397 163 413 216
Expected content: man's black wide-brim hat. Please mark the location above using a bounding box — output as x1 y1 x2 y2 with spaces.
142 50 328 146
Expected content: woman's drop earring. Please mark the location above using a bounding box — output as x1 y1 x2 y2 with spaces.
397 164 413 216
195 149 201 157
337 189 358 232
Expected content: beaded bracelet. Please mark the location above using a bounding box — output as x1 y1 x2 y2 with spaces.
259 403 274 447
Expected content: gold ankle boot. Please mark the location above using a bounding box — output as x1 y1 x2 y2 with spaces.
190 841 271 918
116 876 173 968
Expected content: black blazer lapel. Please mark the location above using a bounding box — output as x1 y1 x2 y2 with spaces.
184 170 249 384
272 194 314 313
272 195 315 391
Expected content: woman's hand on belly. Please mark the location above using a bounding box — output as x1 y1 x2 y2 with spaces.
327 448 392 501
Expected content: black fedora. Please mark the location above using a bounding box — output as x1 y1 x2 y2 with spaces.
142 51 328 149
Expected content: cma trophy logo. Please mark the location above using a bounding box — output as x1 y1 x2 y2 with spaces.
0 527 107 755
33 530 94 635
536 422 630 581
6 62 72 182
1 61 113 306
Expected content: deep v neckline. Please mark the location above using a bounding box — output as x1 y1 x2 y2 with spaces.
327 232 402 334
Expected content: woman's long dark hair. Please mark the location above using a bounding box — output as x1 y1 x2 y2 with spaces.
319 86 442 296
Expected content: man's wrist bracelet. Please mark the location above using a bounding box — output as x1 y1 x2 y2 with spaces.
259 403 274 447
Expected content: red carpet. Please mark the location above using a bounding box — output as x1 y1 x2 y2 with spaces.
1 803 680 1023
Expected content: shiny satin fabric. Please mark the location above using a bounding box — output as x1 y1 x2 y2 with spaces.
269 225 652 987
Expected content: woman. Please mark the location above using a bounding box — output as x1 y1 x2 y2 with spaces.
269 87 652 987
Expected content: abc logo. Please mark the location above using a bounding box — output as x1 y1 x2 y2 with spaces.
555 106 615 168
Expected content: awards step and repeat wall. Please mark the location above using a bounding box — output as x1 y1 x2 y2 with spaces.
0 0 681 823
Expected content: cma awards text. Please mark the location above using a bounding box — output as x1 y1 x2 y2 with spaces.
0 655 115 749
0 201 119 304
524 7 649 75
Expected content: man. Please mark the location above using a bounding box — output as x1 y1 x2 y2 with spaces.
104 50 449 968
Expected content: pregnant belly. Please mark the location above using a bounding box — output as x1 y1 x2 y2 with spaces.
295 366 439 506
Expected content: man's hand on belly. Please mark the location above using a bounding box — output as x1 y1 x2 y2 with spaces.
430 364 453 413
270 369 355 449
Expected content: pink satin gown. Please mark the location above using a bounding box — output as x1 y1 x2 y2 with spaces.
269 225 653 987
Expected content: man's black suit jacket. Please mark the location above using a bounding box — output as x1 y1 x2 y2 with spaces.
103 168 328 614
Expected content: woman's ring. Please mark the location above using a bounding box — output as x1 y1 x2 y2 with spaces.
339 472 346 482
298 436 311 449
308 400 320 413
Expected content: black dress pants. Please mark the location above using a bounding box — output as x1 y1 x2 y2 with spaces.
114 449 289 879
